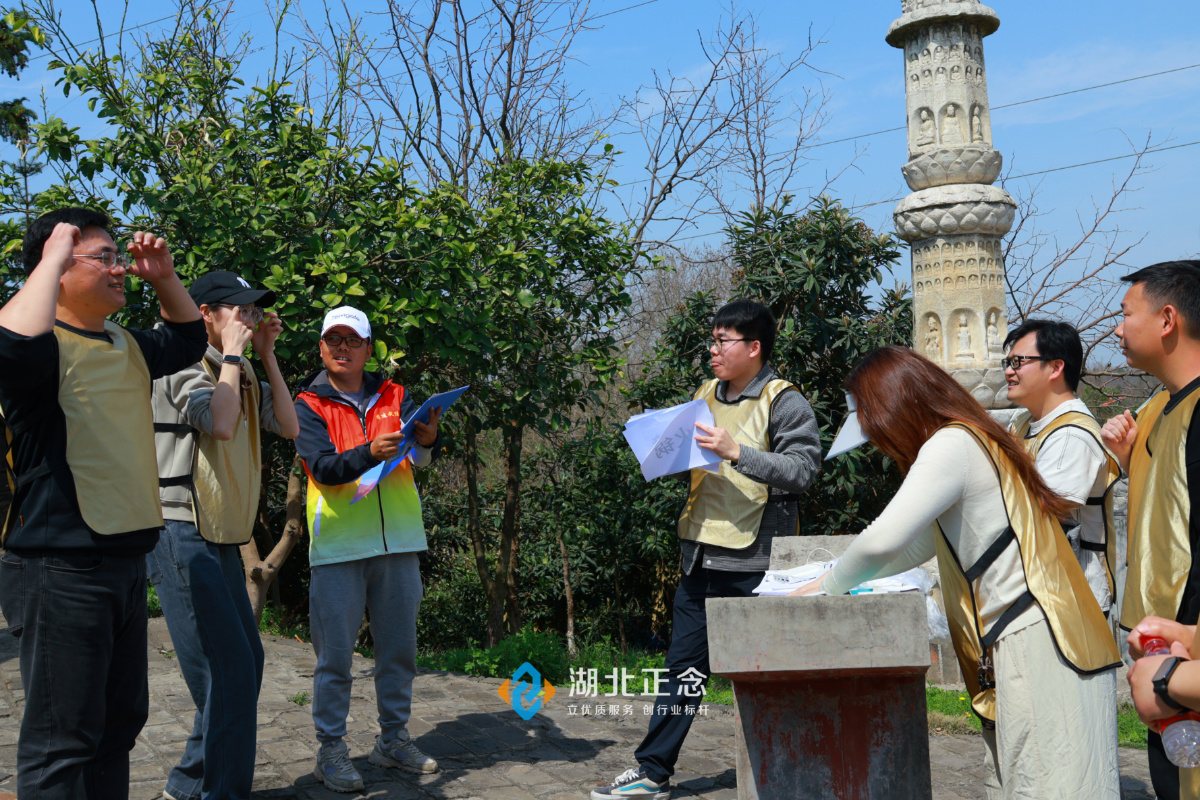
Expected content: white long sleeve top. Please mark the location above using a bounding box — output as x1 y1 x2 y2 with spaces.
825 426 1043 638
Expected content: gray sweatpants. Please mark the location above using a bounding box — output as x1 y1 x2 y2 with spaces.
309 552 423 745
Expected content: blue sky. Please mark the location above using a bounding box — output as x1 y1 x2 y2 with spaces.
7 0 1200 278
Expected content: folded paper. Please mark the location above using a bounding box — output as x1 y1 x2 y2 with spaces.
623 399 722 482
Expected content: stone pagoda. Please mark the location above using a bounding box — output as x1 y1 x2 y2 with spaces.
887 0 1016 408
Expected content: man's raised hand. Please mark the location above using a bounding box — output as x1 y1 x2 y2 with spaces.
252 310 284 357
125 231 176 284
221 317 255 358
1101 410 1137 472
41 222 81 273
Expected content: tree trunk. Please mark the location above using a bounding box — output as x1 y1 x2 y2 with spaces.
558 528 576 659
240 454 306 625
464 417 506 647
615 572 627 654
499 422 524 636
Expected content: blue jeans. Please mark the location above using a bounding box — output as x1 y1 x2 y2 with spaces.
634 567 764 784
310 552 422 744
0 550 149 800
147 520 264 800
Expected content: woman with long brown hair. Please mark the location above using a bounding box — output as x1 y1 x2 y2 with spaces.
792 346 1121 799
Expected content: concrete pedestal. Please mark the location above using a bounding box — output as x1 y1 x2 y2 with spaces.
707 593 932 799
770 536 964 686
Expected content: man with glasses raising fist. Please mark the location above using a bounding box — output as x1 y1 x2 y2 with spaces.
294 306 442 792
1002 319 1121 617
593 299 820 800
0 208 207 799
149 270 300 800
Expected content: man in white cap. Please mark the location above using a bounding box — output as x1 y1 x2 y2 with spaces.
293 306 442 792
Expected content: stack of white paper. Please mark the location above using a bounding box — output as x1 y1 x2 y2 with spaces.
752 561 838 596
623 399 723 482
752 560 931 597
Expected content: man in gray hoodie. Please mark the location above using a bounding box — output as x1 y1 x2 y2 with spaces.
593 299 821 800
150 270 299 800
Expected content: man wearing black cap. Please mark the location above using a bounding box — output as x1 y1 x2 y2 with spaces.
149 270 299 800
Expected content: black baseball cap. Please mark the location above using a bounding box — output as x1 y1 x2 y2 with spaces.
188 270 276 307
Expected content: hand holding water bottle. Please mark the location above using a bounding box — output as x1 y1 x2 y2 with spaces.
1128 617 1195 659
1130 632 1200 767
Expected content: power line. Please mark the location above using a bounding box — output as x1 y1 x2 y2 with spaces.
655 139 1200 246
1006 139 1200 179
810 62 1200 150
615 61 1200 190
27 14 178 63
992 63 1200 112
587 0 663 22
849 139 1200 212
543 0 664 36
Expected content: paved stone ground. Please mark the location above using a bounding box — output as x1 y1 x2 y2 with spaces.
0 617 1160 799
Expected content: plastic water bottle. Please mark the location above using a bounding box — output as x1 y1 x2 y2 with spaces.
1143 636 1200 767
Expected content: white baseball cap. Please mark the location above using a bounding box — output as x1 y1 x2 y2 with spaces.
321 306 371 339
826 392 869 460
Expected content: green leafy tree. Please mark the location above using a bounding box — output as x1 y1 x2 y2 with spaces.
519 425 685 655
0 8 45 253
0 9 43 144
443 158 640 646
14 10 646 644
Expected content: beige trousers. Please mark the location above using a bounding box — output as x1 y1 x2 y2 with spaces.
981 617 1120 799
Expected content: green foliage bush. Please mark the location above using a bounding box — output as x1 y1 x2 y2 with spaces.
147 584 162 618
419 624 571 685
417 554 489 651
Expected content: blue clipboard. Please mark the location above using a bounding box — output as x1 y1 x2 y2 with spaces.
350 385 469 504
400 385 469 446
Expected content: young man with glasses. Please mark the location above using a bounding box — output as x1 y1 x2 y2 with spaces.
1102 261 1200 799
594 299 821 800
293 306 442 792
0 208 207 799
1002 319 1121 616
148 270 300 800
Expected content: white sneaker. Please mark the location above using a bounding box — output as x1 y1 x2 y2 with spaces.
368 733 439 774
314 740 364 792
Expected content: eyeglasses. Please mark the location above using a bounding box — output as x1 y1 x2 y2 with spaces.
214 303 264 325
322 334 366 349
1001 355 1051 370
73 251 130 270
706 337 753 352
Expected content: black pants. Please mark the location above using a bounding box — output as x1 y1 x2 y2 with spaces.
0 551 150 800
1149 730 1181 800
634 566 763 784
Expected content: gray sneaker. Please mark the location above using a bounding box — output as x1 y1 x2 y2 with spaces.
591 766 671 799
368 733 439 774
314 740 364 792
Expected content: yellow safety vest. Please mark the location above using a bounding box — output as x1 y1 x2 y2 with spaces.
54 321 162 534
935 422 1120 726
1123 387 1200 630
183 359 263 544
1011 409 1121 600
677 378 798 550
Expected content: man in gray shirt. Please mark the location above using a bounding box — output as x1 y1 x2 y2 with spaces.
593 300 821 800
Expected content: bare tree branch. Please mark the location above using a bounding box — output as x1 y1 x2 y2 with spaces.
1002 131 1158 400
